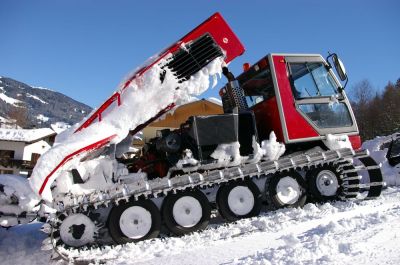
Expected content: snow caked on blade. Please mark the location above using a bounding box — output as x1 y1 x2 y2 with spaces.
29 12 245 201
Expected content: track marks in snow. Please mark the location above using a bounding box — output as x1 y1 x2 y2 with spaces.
60 188 400 265
234 202 400 265
2 188 400 265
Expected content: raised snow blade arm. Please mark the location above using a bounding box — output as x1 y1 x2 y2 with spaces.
75 12 245 133
31 12 245 201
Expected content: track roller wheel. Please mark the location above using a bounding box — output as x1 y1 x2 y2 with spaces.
162 189 210 236
108 199 161 244
216 180 262 222
266 171 307 209
306 166 341 201
59 213 96 248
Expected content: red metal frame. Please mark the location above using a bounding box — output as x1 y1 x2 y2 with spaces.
38 134 117 195
37 13 245 196
238 54 360 149
348 135 362 150
272 55 319 142
75 12 245 133
252 97 284 142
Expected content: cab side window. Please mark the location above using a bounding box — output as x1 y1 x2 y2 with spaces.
288 62 338 99
241 69 275 108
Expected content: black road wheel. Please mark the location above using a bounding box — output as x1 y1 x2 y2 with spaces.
108 199 161 244
306 166 341 201
216 180 262 222
266 171 307 209
162 189 211 236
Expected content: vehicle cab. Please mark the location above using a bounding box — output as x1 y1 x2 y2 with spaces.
221 53 361 150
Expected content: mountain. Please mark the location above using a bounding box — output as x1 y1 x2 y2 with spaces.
0 76 92 128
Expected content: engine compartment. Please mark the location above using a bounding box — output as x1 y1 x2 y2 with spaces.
126 111 258 179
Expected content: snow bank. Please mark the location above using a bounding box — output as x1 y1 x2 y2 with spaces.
0 175 40 227
30 56 225 201
235 212 393 265
0 222 50 265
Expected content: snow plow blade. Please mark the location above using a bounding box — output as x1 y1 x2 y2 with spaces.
75 12 245 133
30 12 245 201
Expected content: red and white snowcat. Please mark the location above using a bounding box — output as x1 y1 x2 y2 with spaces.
0 12 386 249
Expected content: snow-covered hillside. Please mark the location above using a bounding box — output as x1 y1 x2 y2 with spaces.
0 77 92 127
1 187 400 265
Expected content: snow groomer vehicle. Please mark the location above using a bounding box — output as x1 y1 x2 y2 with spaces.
0 12 385 248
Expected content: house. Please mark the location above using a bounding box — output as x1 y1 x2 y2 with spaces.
134 98 223 147
0 127 56 176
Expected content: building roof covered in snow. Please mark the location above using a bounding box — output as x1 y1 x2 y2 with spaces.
0 127 56 143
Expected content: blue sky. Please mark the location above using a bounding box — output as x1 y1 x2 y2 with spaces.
0 0 399 107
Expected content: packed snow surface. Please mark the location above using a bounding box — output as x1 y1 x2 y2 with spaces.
2 187 400 264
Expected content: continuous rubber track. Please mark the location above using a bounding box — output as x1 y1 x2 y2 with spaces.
50 148 384 248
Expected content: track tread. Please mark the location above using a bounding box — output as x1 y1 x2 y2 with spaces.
50 149 384 247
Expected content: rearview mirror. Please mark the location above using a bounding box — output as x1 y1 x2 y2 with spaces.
332 54 347 81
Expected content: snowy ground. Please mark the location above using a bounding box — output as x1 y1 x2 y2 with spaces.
2 187 400 265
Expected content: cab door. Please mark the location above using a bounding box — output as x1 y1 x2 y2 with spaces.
238 57 284 142
270 54 359 144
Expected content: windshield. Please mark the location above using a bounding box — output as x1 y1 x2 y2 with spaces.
289 62 338 99
298 103 353 128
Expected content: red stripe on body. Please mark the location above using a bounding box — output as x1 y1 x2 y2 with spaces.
38 134 117 195
42 13 245 196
